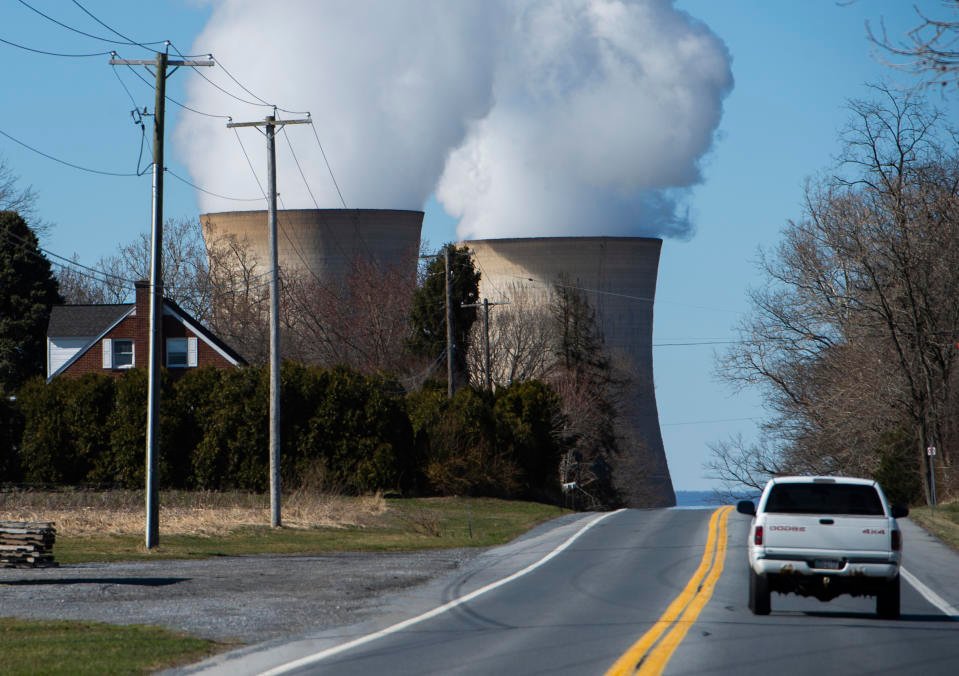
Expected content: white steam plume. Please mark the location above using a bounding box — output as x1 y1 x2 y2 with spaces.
176 0 502 212
178 0 732 240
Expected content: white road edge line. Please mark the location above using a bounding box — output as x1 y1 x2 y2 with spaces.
258 509 626 676
901 567 959 618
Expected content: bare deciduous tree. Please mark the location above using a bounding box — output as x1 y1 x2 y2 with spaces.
57 217 212 312
282 252 419 375
203 227 270 364
0 156 37 221
466 288 556 389
868 1 959 89
715 86 959 502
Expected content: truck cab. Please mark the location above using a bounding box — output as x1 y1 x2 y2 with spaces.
737 476 908 618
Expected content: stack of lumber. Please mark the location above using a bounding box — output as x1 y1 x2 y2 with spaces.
0 521 58 568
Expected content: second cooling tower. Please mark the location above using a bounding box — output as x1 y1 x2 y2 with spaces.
200 209 424 283
464 237 675 508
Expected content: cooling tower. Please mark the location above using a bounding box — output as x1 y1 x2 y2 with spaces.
464 237 675 508
200 209 424 283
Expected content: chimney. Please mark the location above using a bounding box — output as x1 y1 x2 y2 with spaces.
134 280 151 315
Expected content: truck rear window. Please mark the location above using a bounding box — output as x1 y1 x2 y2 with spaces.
764 483 884 516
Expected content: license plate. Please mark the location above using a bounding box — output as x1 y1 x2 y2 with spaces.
813 559 842 570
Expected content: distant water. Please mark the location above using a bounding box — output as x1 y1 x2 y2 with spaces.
674 490 729 508
674 490 760 509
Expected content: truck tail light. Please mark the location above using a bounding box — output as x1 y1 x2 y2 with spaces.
891 529 901 551
754 525 764 546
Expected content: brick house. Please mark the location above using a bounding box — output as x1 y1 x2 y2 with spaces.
47 280 245 380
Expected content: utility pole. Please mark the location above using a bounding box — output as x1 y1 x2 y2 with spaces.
928 445 938 508
462 298 509 391
228 114 311 528
110 49 213 550
445 247 455 399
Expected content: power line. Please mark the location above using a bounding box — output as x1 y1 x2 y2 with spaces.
282 126 321 209
216 59 309 116
108 66 154 177
508 272 743 314
170 43 269 109
0 126 143 177
231 126 332 288
169 43 310 118
232 128 267 197
70 0 161 52
309 123 347 209
165 168 265 203
17 0 164 50
507 273 655 304
215 58 274 107
120 62 233 120
0 227 134 286
0 35 113 58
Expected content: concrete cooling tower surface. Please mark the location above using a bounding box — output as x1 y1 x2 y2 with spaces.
200 209 424 284
464 237 675 508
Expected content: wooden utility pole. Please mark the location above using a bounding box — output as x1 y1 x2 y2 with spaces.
227 114 311 528
110 50 213 550
445 247 455 399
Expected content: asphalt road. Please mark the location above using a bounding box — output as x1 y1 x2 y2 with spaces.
184 509 959 676
663 515 959 676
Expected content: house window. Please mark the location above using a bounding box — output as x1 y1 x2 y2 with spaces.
167 337 198 368
102 339 135 369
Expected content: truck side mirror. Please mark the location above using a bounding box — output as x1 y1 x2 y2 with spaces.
736 500 756 516
891 505 909 519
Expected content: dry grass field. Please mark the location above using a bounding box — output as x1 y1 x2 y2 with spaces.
0 488 387 537
910 502 959 551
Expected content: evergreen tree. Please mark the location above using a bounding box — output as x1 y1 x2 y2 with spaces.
0 211 62 394
408 243 480 389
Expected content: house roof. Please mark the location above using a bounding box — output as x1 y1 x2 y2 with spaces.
164 298 247 366
47 297 247 378
47 304 133 337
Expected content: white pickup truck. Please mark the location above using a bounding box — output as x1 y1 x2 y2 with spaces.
736 476 909 618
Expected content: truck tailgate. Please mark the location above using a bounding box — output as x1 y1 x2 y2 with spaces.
763 514 892 553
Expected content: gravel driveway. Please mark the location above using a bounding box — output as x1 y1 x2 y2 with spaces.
0 549 479 644
0 514 588 647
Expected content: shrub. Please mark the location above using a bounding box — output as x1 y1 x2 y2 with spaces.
0 389 24 483
290 367 415 494
189 366 268 491
17 377 80 484
418 387 520 497
166 367 227 488
494 380 564 501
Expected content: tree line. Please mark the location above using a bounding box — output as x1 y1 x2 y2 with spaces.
709 86 959 506
1 197 634 507
1 364 571 502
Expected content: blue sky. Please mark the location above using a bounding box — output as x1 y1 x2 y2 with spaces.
2 1 957 491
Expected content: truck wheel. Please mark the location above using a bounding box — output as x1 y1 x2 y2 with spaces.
749 569 771 615
876 574 900 619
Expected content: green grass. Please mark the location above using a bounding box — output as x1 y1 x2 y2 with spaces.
909 502 959 551
53 497 568 564
0 618 224 675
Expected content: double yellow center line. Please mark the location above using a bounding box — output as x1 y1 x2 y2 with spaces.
606 506 733 676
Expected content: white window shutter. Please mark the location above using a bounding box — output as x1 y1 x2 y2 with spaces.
187 337 198 367
102 339 112 368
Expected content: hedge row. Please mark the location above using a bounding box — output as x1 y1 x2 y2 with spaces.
0 365 565 501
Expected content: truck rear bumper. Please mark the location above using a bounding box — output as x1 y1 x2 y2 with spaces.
751 558 898 579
